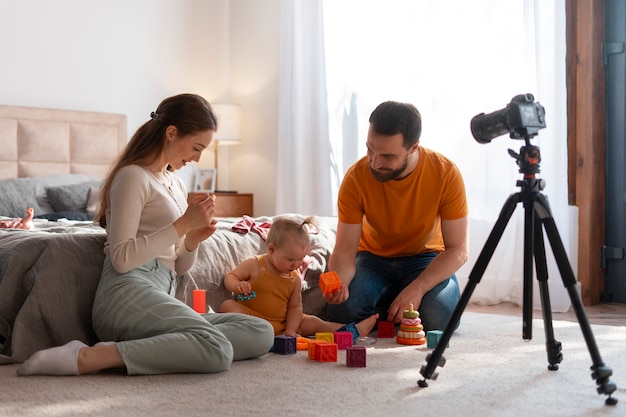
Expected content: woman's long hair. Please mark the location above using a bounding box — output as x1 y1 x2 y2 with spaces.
96 93 218 227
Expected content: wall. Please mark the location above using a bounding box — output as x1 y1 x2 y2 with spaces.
0 0 281 216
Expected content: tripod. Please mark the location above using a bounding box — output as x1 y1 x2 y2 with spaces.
417 139 618 406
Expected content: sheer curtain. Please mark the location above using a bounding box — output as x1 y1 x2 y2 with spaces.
279 0 571 311
276 0 334 216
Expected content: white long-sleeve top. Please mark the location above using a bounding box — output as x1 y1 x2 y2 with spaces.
104 164 196 276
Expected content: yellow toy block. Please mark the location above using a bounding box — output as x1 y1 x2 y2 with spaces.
315 332 334 343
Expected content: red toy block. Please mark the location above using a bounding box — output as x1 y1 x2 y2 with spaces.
319 271 341 296
346 346 366 367
315 342 338 362
377 320 395 338
333 331 353 350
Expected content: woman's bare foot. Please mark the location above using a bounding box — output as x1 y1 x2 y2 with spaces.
356 313 379 337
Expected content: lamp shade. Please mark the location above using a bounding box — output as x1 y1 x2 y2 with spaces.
213 104 241 143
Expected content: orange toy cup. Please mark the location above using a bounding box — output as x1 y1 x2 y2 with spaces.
192 289 207 314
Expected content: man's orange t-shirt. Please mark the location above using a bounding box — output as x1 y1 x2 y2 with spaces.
337 146 468 257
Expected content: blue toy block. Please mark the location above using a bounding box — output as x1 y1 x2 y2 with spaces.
426 330 449 349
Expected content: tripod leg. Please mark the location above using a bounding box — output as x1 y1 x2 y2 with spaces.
531 210 563 370
536 194 617 405
522 198 534 341
418 192 521 387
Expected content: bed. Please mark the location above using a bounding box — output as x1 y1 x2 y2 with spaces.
0 104 335 365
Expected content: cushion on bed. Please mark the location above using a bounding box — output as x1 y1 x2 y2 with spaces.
0 178 42 217
45 180 101 212
31 174 98 213
86 186 101 216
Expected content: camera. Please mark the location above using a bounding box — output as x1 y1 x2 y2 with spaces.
470 94 546 144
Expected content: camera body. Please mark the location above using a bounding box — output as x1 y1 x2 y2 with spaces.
470 94 546 144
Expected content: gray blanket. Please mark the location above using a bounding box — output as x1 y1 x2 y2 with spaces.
0 216 336 364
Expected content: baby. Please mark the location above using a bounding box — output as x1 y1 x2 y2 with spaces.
220 214 378 337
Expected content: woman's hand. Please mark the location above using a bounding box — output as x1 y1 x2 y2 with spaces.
184 219 218 251
174 193 216 240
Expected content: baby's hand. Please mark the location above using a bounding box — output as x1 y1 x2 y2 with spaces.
236 281 252 295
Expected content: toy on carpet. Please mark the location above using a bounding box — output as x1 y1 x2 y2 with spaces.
346 346 366 367
273 335 297 354
396 304 426 345
426 330 449 349
377 320 395 338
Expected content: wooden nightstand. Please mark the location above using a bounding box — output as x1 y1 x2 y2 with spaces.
214 193 254 217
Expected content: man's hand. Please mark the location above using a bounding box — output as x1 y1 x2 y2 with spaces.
387 287 425 323
323 285 349 305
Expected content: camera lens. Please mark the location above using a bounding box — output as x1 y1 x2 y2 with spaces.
470 108 511 144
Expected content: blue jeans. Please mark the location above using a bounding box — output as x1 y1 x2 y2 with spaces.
326 252 460 331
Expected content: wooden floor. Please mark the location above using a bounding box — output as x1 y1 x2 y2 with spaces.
466 302 626 326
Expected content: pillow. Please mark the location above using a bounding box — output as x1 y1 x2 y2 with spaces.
0 178 43 217
45 180 101 213
30 174 97 214
86 186 101 216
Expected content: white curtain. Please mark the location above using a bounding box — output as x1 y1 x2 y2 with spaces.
276 0 334 216
279 0 571 311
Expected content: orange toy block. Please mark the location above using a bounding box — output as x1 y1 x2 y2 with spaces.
296 337 310 350
308 339 326 360
319 271 341 296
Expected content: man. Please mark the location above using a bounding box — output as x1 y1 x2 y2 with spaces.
325 101 468 331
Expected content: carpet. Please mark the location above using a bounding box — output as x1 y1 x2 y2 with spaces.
0 311 624 417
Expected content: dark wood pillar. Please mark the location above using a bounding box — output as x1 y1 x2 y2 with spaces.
566 0 606 305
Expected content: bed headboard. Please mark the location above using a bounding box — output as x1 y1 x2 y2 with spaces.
0 104 127 179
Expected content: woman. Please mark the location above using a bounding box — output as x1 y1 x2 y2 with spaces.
17 93 274 376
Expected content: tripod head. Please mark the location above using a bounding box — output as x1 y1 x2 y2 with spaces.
508 136 540 177
507 136 546 192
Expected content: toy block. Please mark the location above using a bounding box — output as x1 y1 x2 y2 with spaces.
377 320 395 338
319 271 341 296
315 342 338 362
308 339 326 360
333 331 353 350
273 335 297 355
426 330 449 349
337 322 359 341
296 337 310 350
346 346 366 367
315 332 335 343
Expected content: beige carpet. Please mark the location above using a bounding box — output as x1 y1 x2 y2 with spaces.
0 311 624 417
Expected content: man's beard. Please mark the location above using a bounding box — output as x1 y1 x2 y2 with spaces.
369 157 408 182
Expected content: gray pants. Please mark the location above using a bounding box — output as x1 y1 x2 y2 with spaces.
92 256 274 375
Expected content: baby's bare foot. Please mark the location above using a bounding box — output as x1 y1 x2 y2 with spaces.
356 313 379 338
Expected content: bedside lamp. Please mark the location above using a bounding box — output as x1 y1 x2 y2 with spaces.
212 104 242 192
